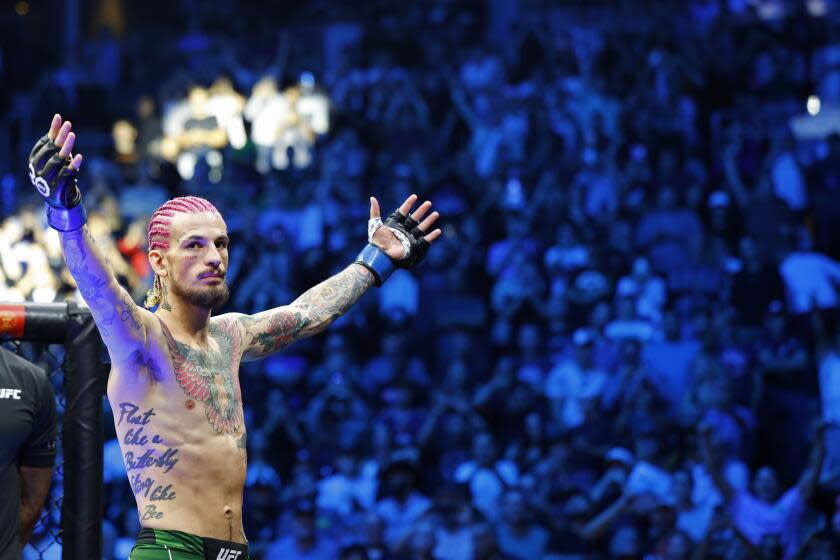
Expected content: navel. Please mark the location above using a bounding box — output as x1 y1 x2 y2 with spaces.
224 506 233 540
185 399 196 410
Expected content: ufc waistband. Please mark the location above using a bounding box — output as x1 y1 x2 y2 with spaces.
131 528 249 560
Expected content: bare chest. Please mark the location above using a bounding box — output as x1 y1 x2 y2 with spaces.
159 319 245 435
108 319 246 439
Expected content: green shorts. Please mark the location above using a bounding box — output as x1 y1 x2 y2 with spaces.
129 528 249 560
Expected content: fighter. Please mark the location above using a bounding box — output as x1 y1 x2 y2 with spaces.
26 114 442 559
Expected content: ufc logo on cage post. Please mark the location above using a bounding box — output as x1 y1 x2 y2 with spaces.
216 549 242 560
0 388 22 399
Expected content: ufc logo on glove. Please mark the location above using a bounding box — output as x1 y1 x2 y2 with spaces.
28 162 51 196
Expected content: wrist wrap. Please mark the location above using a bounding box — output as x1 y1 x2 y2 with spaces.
355 243 394 287
46 204 88 232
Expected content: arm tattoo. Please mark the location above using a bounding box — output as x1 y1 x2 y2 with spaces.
61 226 146 350
242 309 311 358
120 291 143 330
62 228 115 336
293 264 373 327
240 264 374 360
160 319 244 435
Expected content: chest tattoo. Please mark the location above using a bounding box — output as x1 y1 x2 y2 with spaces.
160 320 243 434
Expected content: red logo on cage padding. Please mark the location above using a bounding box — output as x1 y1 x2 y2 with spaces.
0 304 25 338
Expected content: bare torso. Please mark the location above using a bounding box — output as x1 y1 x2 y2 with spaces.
106 316 248 543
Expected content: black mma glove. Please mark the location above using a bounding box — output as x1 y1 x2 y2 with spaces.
383 211 431 269
355 210 432 286
28 134 87 231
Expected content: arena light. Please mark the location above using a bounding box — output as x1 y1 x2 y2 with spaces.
807 95 821 116
754 0 785 20
135 74 330 177
806 0 828 16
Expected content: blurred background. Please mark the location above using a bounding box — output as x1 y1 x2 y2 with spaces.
3 0 840 558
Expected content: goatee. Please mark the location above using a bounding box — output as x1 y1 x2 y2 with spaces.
170 281 230 310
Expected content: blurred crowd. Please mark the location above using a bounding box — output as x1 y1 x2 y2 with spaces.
4 0 840 559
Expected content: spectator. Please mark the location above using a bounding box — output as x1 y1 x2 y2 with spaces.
304 375 370 454
615 256 667 324
635 187 703 275
494 488 550 560
265 499 338 560
317 448 376 517
669 469 716 543
376 383 427 448
307 332 361 391
375 448 432 551
642 310 701 413
363 333 431 397
431 485 475 560
454 432 519 522
545 328 608 431
700 421 828 559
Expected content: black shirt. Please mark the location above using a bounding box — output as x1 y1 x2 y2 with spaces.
0 348 57 560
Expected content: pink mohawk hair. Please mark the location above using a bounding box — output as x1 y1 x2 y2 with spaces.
143 196 222 309
147 196 222 252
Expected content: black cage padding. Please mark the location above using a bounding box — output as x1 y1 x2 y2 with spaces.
21 303 76 342
62 303 105 560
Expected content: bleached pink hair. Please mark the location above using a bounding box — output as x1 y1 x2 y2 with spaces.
147 196 222 251
144 196 223 308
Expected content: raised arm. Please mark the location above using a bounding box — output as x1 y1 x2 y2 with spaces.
28 116 150 362
237 264 374 361
235 194 442 362
61 226 150 358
